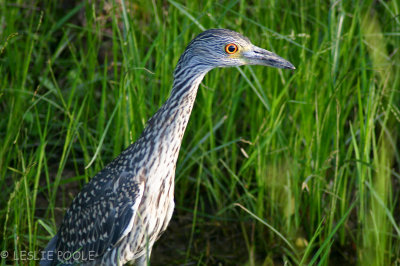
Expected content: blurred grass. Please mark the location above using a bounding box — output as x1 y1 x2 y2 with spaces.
1 0 399 265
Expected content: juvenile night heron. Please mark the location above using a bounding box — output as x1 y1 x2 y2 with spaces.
41 29 295 265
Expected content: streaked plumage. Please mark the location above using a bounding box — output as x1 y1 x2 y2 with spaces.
41 29 294 265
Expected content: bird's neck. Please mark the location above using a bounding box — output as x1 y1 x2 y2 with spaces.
155 70 207 142
137 70 208 177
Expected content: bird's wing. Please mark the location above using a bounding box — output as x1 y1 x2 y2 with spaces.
55 170 145 263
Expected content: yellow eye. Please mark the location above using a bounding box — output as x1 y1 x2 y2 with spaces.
225 43 238 54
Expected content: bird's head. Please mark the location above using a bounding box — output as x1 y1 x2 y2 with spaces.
175 29 295 76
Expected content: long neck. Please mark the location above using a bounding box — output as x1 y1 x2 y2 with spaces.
156 74 204 135
149 69 206 142
132 68 208 175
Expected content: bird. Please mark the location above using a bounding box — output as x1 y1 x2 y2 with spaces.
40 28 295 266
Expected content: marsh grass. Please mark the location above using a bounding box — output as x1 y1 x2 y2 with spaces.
1 0 399 265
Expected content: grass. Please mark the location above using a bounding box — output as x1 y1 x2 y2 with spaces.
1 0 399 265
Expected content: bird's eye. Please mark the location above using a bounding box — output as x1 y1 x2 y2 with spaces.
225 43 238 54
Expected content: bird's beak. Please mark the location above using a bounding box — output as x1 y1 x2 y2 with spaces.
243 46 295 70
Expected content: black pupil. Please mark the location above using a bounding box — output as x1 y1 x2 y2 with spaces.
228 45 236 52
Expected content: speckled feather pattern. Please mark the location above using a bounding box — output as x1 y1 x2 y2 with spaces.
45 71 205 265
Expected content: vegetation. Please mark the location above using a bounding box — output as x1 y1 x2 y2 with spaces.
1 0 399 265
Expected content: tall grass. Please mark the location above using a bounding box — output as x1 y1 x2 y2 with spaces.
1 0 399 265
